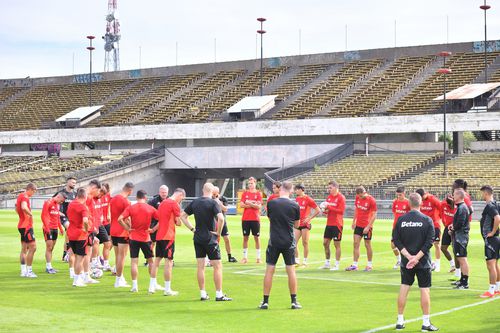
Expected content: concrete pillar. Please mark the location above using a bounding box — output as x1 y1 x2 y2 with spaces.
453 132 464 155
194 178 203 197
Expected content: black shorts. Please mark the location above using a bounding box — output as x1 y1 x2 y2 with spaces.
194 242 221 260
266 245 296 266
242 221 260 236
96 225 110 243
221 221 229 237
324 226 343 241
44 229 59 241
112 236 129 246
297 224 311 231
150 220 158 242
453 241 468 258
433 227 441 242
484 237 500 261
156 240 175 259
400 267 432 288
69 240 87 256
129 240 153 259
18 228 35 243
354 226 372 240
441 229 452 246
104 224 111 235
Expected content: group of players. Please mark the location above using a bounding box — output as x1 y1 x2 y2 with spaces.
15 175 500 305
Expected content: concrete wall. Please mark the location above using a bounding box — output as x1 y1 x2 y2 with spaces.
470 140 500 151
1 112 499 146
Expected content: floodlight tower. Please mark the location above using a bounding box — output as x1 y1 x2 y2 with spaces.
103 0 121 72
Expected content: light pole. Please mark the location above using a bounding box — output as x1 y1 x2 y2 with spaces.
86 35 95 107
438 51 452 176
480 1 491 84
257 17 266 96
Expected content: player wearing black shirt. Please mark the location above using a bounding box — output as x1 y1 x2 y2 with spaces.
479 185 500 298
213 186 237 263
450 188 470 289
181 183 232 302
259 181 301 310
392 193 438 332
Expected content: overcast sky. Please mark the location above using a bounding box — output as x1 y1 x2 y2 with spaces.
0 0 498 79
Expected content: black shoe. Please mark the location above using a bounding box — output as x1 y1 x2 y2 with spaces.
453 283 469 290
258 301 269 309
228 256 238 263
395 323 405 330
200 295 210 301
216 295 233 301
143 262 149 267
421 323 439 331
291 302 302 309
450 280 461 286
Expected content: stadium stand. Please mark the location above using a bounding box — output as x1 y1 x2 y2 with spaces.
286 153 442 199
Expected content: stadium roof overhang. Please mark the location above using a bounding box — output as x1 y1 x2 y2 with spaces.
0 111 499 145
434 83 500 100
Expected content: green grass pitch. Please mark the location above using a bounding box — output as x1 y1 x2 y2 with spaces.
0 210 498 332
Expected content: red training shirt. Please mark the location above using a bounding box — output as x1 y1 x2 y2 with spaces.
354 195 377 228
41 198 62 231
241 190 262 222
101 193 111 225
440 199 455 227
392 198 410 228
110 194 131 238
295 195 319 227
325 193 346 227
156 198 181 241
420 194 442 228
16 192 32 229
121 202 158 242
67 200 89 241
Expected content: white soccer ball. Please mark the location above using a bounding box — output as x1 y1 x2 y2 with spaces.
319 201 328 212
91 268 104 279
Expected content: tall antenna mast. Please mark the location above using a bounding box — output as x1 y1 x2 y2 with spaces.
103 0 120 71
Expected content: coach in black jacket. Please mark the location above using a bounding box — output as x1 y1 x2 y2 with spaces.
450 188 470 289
392 192 438 332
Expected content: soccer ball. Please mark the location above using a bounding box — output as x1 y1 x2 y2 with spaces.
91 268 104 279
319 201 328 212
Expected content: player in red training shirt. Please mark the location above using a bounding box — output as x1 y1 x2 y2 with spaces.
240 177 263 264
391 187 410 269
41 191 66 274
110 182 134 288
16 183 38 278
84 179 102 284
416 188 442 272
294 183 320 267
118 190 159 293
319 181 346 271
440 194 457 273
266 181 281 211
67 187 90 287
346 186 377 272
152 188 185 296
98 183 112 271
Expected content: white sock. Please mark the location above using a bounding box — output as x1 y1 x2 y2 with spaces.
352 261 358 267
165 280 171 291
73 275 80 284
397 255 401 262
303 258 308 264
422 315 431 326
435 259 440 267
27 266 32 273
92 257 98 264
150 277 157 287
80 273 86 281
69 267 75 276
496 281 500 291
21 264 27 274
295 257 300 264
256 249 261 259
216 290 224 298
132 280 138 288
115 276 121 284
449 260 455 267
200 290 207 298
397 314 404 325
243 248 248 259
103 260 109 266
455 268 461 278
488 284 496 294
120 275 126 282
84 271 90 280
367 261 372 267
325 259 330 265
46 262 52 270
335 260 340 267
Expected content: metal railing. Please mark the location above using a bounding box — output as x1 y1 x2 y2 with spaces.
264 142 354 191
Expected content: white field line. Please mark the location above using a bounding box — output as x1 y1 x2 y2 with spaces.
361 297 500 333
